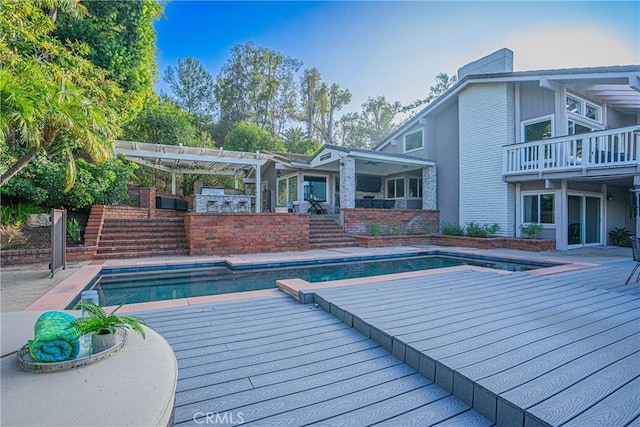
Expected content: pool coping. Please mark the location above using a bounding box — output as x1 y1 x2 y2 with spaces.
24 246 599 313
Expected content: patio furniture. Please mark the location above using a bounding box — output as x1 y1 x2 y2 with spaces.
307 198 327 214
372 199 384 209
625 236 640 285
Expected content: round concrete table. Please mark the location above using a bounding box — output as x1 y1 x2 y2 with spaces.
1 311 177 427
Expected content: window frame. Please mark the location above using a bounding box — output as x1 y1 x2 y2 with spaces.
276 173 298 207
408 177 422 198
403 130 424 153
521 192 555 225
566 92 602 124
386 177 406 199
521 114 554 142
302 174 328 201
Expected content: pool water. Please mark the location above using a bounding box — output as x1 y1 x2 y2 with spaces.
84 254 552 306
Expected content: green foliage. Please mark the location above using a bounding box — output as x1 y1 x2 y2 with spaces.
0 0 124 189
123 97 215 148
67 218 82 243
609 227 631 247
164 57 217 117
440 222 464 236
465 222 501 238
69 303 146 338
1 149 137 210
53 0 163 117
0 202 46 226
215 43 302 136
520 223 544 239
385 224 400 235
365 223 382 236
224 121 286 153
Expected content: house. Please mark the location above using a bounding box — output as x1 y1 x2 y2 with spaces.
375 48 639 250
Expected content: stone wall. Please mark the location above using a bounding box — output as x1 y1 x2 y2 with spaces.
342 208 440 235
185 213 310 256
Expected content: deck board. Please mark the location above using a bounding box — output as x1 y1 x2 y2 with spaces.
139 295 490 426
312 260 640 426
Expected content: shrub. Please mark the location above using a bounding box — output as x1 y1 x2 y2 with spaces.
520 223 544 239
385 224 399 235
365 223 382 236
0 202 46 226
486 223 501 237
465 221 488 238
441 222 464 236
608 227 631 247
67 218 83 243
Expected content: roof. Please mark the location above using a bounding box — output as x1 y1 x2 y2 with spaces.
114 141 270 176
376 63 640 150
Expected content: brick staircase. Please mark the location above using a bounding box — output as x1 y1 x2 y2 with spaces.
95 217 189 259
309 216 358 249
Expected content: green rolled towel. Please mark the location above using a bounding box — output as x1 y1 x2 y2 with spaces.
27 311 80 363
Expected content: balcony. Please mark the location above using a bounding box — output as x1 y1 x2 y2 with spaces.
503 125 640 181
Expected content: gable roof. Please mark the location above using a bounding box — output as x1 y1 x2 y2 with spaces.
375 64 640 151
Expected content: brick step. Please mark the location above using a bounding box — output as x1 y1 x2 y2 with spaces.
309 237 357 244
102 219 184 227
309 226 344 232
98 238 187 246
100 224 185 232
99 230 186 239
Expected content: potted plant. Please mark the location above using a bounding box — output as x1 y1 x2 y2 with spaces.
609 227 631 247
69 303 147 353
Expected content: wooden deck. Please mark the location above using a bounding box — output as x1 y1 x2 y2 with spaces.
310 259 640 426
134 257 640 426
138 296 491 426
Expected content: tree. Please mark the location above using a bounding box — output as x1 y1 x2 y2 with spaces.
316 83 351 145
334 113 367 148
163 57 217 117
282 127 320 155
122 97 214 148
359 96 402 148
224 122 286 153
215 43 302 136
53 0 162 117
402 72 458 117
300 68 321 139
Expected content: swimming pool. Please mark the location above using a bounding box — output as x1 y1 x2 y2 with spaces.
70 252 556 307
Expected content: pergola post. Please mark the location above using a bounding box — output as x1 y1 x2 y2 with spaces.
255 164 261 213
171 173 176 195
422 166 436 210
339 157 356 225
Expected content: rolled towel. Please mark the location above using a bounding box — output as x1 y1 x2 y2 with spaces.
27 311 80 363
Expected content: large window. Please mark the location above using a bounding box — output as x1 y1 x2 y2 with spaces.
277 174 298 207
566 94 601 123
523 193 555 224
386 178 405 199
408 177 422 198
404 130 423 152
303 175 327 201
522 115 553 142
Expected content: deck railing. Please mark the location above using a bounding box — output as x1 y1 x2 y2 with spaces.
503 125 640 175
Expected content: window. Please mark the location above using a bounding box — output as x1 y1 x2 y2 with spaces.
523 193 555 224
277 174 298 207
522 116 553 142
566 94 602 123
408 177 422 198
404 130 423 152
386 178 405 199
303 175 327 201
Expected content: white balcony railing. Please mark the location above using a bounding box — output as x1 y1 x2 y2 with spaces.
503 125 640 176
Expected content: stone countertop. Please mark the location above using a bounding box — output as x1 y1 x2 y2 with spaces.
1 311 177 427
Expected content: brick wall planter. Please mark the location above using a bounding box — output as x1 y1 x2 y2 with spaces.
0 246 97 267
342 208 439 235
432 235 555 252
185 213 310 256
354 234 431 248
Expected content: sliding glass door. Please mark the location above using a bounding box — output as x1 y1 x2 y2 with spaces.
568 194 602 246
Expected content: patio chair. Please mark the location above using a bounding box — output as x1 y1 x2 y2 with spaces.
625 236 640 285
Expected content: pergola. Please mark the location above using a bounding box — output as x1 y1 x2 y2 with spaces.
114 141 271 212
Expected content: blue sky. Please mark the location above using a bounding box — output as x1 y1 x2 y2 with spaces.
154 1 639 115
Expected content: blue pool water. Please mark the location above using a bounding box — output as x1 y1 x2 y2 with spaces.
71 252 555 306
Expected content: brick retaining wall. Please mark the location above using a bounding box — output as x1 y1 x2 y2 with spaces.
1 246 96 267
342 208 440 235
185 213 310 256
